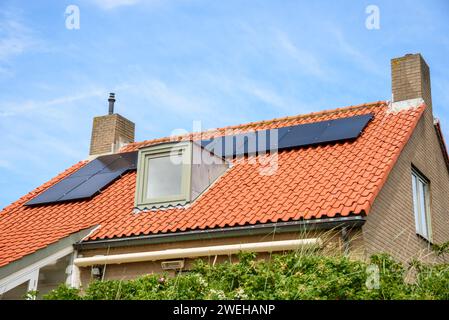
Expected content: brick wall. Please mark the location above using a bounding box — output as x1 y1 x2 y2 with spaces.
89 114 135 156
362 105 449 263
391 53 432 108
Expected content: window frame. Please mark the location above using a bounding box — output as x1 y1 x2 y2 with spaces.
411 167 432 242
135 141 192 209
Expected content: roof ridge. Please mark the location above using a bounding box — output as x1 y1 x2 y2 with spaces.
122 100 387 151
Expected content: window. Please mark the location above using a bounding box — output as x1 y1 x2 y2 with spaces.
411 168 432 241
135 142 192 208
146 154 183 199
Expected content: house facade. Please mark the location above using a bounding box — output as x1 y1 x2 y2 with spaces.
1 53 448 299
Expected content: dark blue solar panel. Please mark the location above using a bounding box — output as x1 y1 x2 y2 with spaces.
58 170 127 201
25 176 88 206
67 154 117 178
200 114 373 158
278 114 372 149
234 132 256 156
277 121 328 150
25 151 137 206
201 138 226 158
316 114 373 143
202 129 282 158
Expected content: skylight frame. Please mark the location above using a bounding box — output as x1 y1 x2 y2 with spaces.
135 141 192 209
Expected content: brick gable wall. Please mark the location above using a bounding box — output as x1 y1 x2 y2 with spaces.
362 105 449 263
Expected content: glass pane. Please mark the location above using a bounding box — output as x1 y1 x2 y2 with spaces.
418 179 428 239
0 281 29 300
37 254 72 299
411 174 420 234
146 154 183 199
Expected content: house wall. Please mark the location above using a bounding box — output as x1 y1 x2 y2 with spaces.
362 105 449 263
77 229 353 286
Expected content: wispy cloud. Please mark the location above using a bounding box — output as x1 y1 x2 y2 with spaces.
0 87 107 183
0 9 38 63
242 83 287 109
330 28 382 76
91 0 144 10
197 70 311 115
275 30 327 79
121 79 215 116
0 88 105 117
0 159 11 169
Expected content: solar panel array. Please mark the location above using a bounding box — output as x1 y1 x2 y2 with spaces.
25 151 137 206
26 114 372 206
200 113 373 158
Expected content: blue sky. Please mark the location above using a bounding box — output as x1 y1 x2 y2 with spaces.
0 0 448 209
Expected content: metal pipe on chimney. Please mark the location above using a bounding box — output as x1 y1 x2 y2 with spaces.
108 93 115 115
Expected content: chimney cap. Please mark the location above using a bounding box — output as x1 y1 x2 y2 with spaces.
108 92 115 115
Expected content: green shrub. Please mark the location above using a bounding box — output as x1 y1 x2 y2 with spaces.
43 252 449 300
42 284 81 300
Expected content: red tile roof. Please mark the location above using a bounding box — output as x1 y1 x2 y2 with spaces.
0 101 425 267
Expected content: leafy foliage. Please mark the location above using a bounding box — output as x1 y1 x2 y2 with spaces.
43 252 449 300
42 285 81 300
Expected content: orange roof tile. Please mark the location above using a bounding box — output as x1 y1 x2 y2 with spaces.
0 101 425 267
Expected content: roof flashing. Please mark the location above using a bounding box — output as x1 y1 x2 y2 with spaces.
388 98 425 113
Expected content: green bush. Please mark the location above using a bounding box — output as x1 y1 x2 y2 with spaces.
43 252 449 300
43 284 81 300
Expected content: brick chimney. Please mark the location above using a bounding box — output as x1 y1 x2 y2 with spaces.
391 53 432 111
89 93 135 156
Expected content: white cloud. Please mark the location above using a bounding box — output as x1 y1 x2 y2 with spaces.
0 87 107 178
117 78 209 115
0 10 37 63
330 28 382 76
0 89 105 117
0 159 11 169
91 0 142 10
275 31 327 79
197 71 311 115
242 84 286 108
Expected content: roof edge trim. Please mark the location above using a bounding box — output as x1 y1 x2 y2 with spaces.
75 216 366 250
434 118 449 174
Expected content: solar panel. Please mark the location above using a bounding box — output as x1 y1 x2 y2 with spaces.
25 114 372 206
201 138 226 158
278 114 373 150
25 151 137 206
200 114 373 158
276 121 329 150
58 171 127 201
317 114 373 143
25 176 89 205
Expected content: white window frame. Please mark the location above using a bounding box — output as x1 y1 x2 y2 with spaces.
411 167 432 242
0 246 74 298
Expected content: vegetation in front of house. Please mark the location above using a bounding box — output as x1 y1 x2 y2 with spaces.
43 251 449 300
